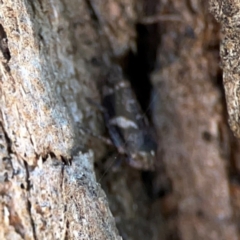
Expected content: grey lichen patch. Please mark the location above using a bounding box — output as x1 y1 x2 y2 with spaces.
0 1 76 164
210 0 240 138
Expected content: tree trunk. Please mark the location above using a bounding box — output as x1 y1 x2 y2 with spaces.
1 0 240 240
151 1 238 239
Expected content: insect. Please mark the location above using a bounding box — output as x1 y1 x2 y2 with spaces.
98 65 157 170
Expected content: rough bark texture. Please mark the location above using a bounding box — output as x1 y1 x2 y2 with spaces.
0 0 124 239
0 1 75 163
210 0 240 139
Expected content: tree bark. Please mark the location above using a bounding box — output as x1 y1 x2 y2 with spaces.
1 0 240 240
151 1 238 239
0 0 125 239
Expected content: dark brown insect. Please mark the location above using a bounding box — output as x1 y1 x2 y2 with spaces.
101 65 157 170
